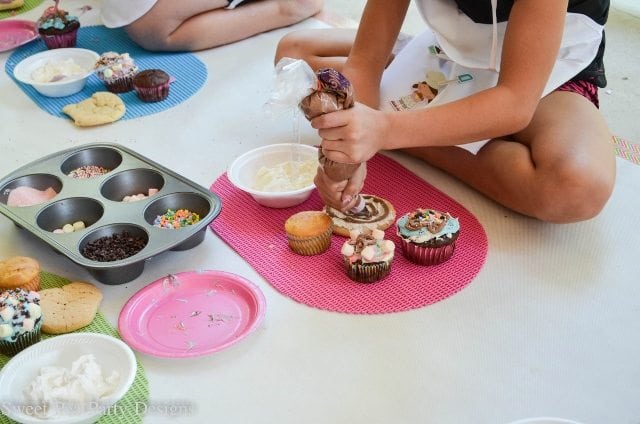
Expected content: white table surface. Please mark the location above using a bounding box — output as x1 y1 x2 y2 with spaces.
1 2 639 423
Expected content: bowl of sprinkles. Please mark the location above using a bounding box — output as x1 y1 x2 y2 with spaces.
153 208 200 229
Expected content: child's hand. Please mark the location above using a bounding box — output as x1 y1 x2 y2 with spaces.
313 103 387 164
314 163 367 212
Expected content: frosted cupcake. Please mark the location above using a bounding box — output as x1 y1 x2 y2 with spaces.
0 289 42 356
94 52 138 93
37 1 80 50
396 208 460 265
341 229 394 283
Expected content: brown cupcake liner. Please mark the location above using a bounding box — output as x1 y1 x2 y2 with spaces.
104 75 136 93
0 322 42 356
287 227 332 256
400 238 456 265
344 259 391 283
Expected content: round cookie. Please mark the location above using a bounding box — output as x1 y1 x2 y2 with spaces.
324 194 396 237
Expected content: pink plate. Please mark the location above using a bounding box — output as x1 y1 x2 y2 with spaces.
0 20 38 53
118 270 266 358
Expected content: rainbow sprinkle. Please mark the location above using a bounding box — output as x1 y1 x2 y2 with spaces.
153 209 200 229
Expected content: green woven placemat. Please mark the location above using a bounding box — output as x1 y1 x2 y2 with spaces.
0 0 44 20
0 272 149 424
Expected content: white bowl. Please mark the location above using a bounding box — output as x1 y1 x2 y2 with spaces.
227 143 318 208
0 333 137 424
13 48 99 97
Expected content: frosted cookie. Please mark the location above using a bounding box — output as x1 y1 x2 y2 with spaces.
62 91 125 127
324 194 396 237
39 281 103 334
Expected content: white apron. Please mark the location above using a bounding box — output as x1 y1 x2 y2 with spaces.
380 0 604 153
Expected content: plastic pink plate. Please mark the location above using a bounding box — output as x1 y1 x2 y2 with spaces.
118 270 267 358
0 20 38 52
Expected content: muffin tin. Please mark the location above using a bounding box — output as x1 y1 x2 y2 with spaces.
0 143 222 285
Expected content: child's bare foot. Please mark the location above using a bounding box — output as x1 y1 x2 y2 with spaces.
279 0 323 21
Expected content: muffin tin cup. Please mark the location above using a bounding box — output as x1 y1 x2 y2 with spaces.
0 143 222 285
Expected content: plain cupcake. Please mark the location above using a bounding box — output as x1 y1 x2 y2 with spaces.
341 229 395 283
396 208 460 265
94 51 139 93
0 289 43 356
36 2 80 49
133 69 171 102
0 256 41 292
284 211 333 256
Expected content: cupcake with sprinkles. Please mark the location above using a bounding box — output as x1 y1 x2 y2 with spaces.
0 289 43 356
396 208 460 265
37 0 80 50
341 229 395 283
154 209 200 229
94 51 139 93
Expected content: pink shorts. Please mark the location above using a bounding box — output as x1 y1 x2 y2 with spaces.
554 79 600 108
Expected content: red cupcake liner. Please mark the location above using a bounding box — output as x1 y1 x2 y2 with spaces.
399 238 456 265
134 82 170 103
40 28 78 50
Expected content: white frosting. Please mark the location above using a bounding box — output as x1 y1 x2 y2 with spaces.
24 354 120 418
253 159 316 192
31 58 86 83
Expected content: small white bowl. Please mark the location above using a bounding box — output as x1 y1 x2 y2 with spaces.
228 143 318 208
0 333 137 424
13 48 99 97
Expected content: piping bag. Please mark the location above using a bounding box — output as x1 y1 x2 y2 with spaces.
265 58 366 212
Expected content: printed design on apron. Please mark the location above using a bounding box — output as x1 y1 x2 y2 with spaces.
390 45 473 111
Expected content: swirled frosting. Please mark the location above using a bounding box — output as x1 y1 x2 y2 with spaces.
327 194 393 226
397 208 459 244
341 229 395 264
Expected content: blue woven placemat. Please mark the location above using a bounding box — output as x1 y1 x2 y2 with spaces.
5 25 208 120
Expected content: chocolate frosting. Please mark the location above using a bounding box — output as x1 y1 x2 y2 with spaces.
300 68 359 182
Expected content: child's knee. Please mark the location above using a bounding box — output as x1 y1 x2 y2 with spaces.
535 160 615 223
275 32 310 64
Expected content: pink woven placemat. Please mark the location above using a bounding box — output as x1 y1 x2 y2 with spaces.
209 153 488 314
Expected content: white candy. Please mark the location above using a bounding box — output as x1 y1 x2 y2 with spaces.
62 223 74 233
0 307 14 322
341 243 355 256
53 228 64 234
0 324 12 338
361 246 377 261
382 240 395 253
349 230 359 241
72 221 85 231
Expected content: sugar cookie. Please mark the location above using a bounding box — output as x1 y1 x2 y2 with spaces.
62 91 125 127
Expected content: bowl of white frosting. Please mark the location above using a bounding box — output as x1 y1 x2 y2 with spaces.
13 48 99 97
0 333 136 424
228 143 319 208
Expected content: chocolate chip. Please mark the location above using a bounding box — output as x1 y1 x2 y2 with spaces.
82 231 147 262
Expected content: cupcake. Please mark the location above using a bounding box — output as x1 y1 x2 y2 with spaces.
0 256 41 292
0 289 43 356
396 208 460 265
341 229 394 283
284 211 333 256
37 1 80 50
133 69 171 102
94 52 138 93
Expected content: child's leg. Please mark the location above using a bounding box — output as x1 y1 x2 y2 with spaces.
403 90 615 223
275 28 356 70
126 0 323 51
